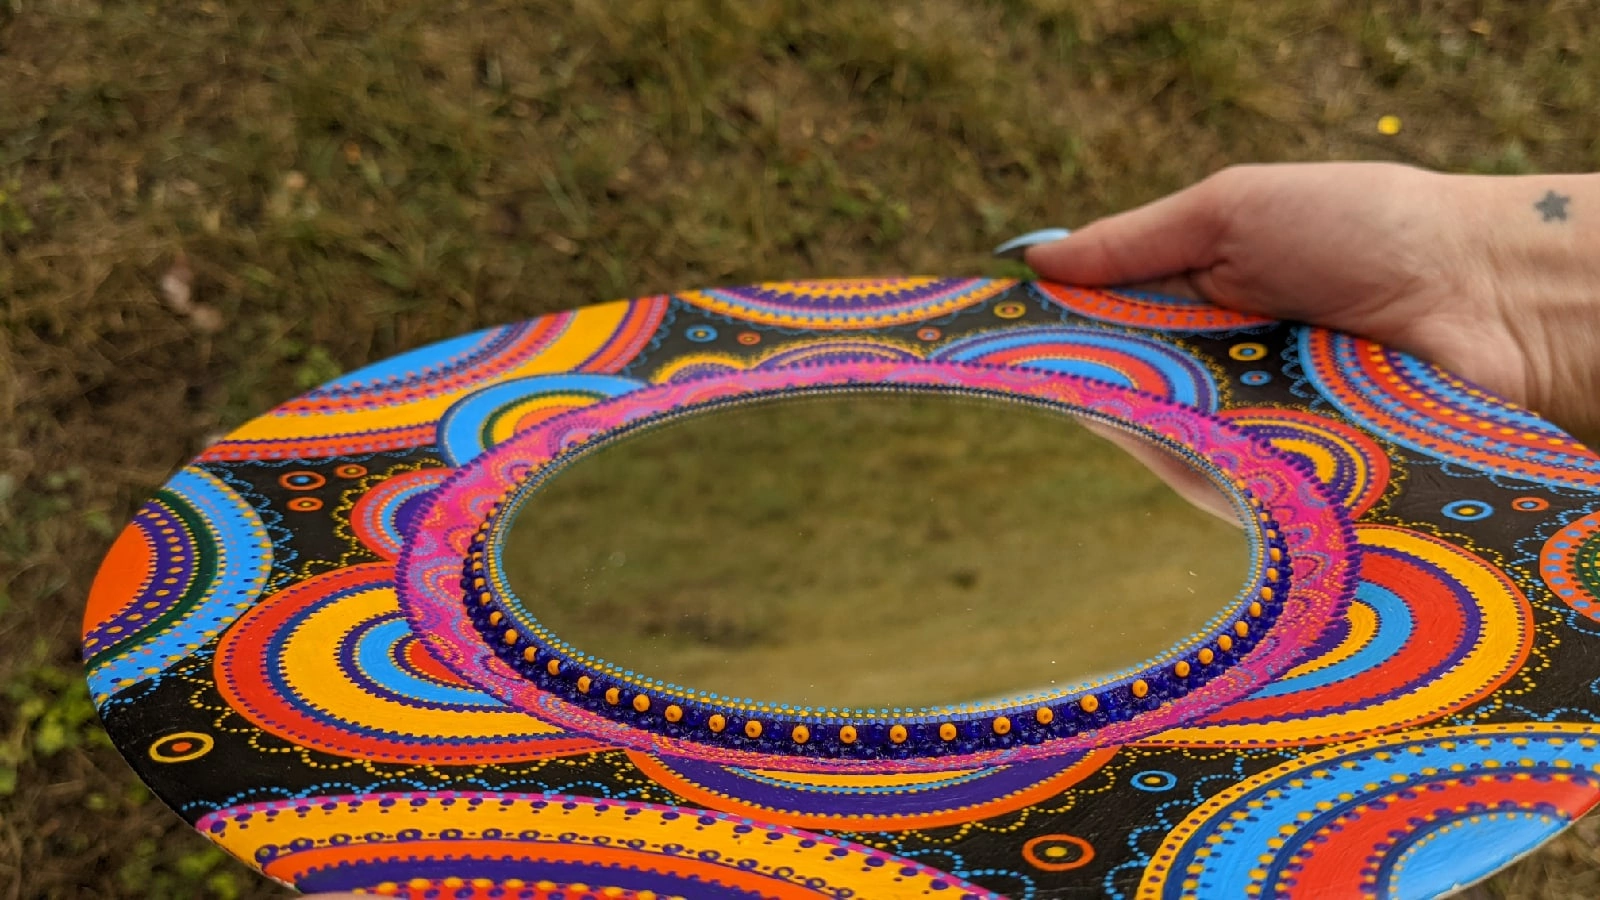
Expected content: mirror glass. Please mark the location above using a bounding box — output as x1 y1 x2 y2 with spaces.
499 392 1249 710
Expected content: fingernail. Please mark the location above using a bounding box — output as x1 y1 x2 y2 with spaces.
992 228 1072 260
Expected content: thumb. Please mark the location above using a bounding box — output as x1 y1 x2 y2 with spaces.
1024 175 1231 285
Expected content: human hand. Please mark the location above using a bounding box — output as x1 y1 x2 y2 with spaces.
1000 162 1600 435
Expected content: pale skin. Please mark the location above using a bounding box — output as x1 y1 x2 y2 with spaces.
1021 162 1600 437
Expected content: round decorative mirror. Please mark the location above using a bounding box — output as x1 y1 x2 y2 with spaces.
501 392 1247 709
83 278 1600 899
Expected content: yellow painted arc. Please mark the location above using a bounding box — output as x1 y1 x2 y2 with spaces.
277 584 561 738
204 793 967 897
486 392 604 446
1142 525 1531 746
224 301 632 443
1267 437 1341 483
1279 599 1379 681
649 352 748 384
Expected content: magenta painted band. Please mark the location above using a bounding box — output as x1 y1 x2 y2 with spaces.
397 359 1358 772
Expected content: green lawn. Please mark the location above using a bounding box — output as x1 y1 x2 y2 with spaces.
5 0 1600 895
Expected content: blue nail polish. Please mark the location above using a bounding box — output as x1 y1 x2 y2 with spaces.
992 228 1072 260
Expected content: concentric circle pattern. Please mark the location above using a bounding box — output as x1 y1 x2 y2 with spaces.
1036 282 1273 332
1298 328 1600 489
1543 511 1600 621
1137 724 1600 899
85 279 1600 898
197 792 998 898
675 278 1011 329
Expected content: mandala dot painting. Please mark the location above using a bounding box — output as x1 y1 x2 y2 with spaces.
84 278 1600 899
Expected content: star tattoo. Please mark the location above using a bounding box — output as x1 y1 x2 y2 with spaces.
1534 189 1571 222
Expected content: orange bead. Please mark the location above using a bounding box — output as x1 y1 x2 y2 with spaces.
632 694 650 713
1174 661 1191 678
839 725 857 744
792 725 810 744
1035 707 1054 726
992 717 1011 735
939 722 958 741
889 725 908 744
546 658 561 676
1131 679 1149 699
1080 695 1100 714
708 714 727 733
665 704 683 723
744 720 763 739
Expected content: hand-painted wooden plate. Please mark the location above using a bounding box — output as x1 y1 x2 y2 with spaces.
85 278 1600 899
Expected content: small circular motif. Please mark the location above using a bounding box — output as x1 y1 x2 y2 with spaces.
1513 496 1550 512
1240 370 1272 386
685 325 718 343
286 496 323 512
1131 770 1178 792
993 300 1027 319
334 464 368 479
1023 834 1095 872
1229 342 1268 361
916 326 942 341
148 731 215 763
736 330 761 346
278 471 326 491
1442 499 1494 522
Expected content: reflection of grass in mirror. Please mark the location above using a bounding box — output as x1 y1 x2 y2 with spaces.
500 393 1247 709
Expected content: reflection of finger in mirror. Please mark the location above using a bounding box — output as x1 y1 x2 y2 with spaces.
1075 416 1244 528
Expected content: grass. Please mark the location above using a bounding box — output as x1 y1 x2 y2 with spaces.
4 0 1600 895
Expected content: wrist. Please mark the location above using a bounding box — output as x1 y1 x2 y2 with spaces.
1445 172 1600 435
